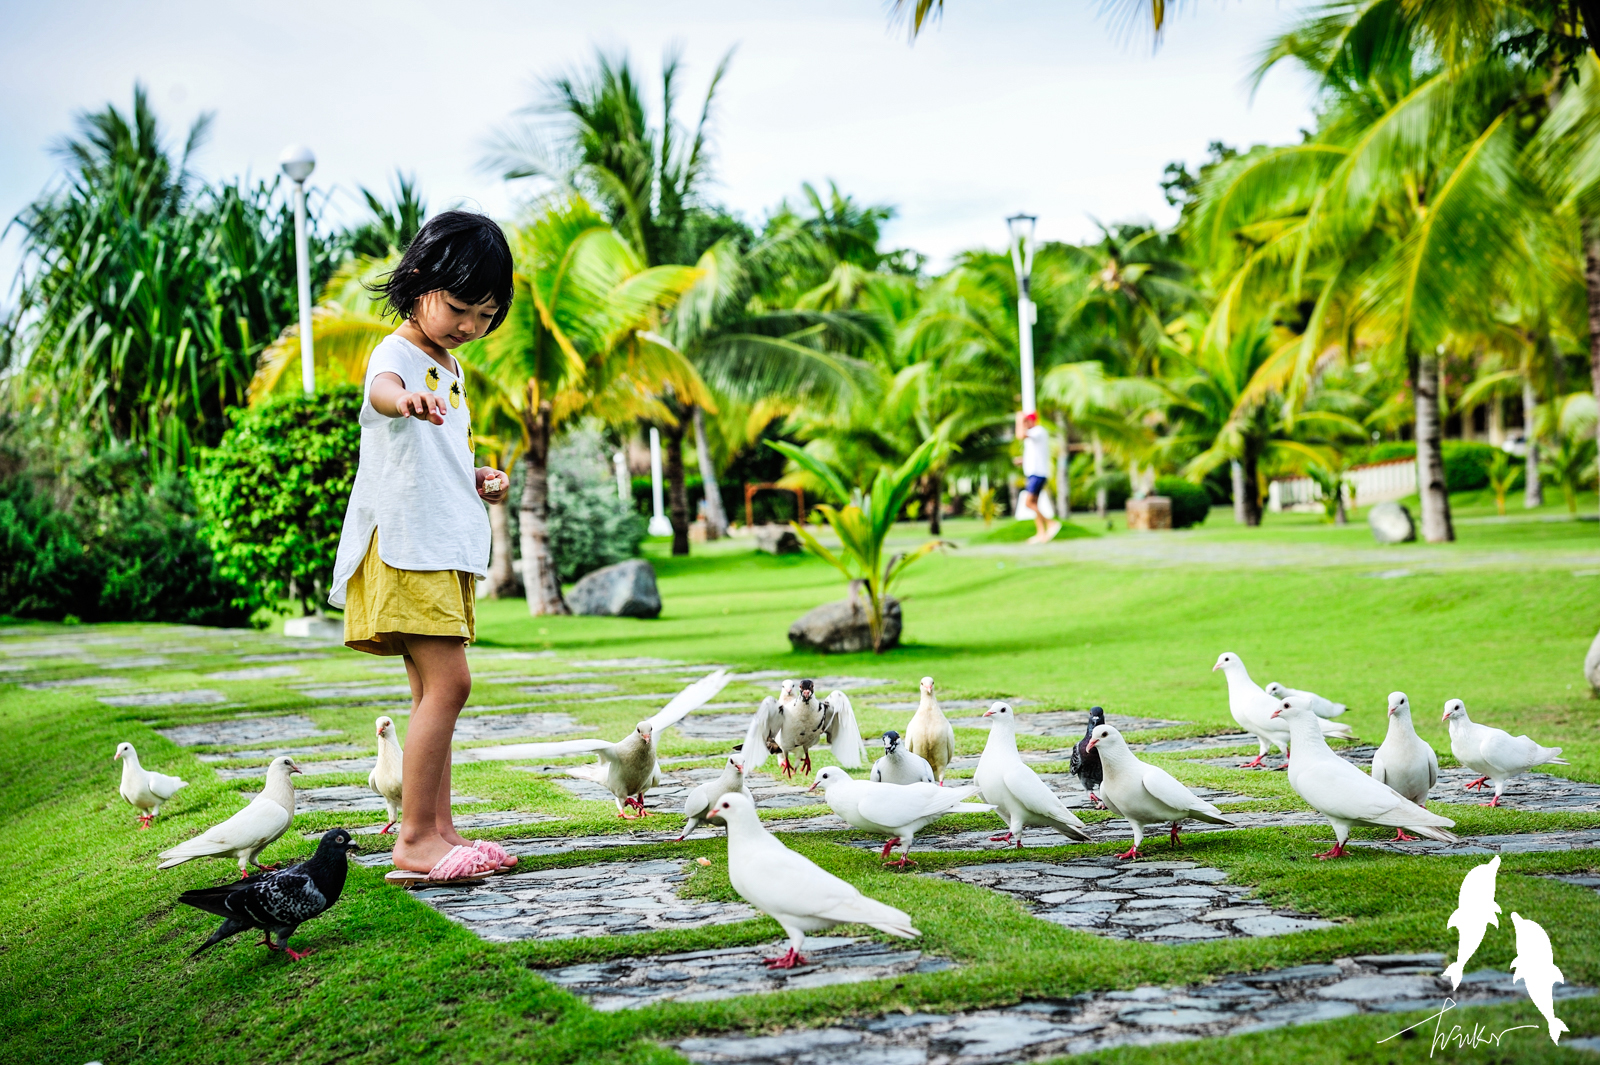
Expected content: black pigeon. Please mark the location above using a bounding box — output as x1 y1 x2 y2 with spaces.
1070 707 1108 808
180 828 359 961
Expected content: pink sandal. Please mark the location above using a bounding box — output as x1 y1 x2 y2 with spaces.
385 845 496 886
472 839 516 871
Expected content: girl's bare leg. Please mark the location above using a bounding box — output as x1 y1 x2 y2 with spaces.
391 636 472 873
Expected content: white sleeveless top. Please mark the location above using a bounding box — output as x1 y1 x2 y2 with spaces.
327 333 489 608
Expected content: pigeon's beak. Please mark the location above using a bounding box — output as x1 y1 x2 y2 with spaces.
1085 738 1097 752
1269 707 1283 719
982 708 996 718
345 841 361 853
807 781 820 792
1211 663 1220 672
1388 706 1398 717
290 761 304 775
1441 710 1451 722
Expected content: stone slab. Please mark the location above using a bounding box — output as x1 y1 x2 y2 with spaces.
337 811 567 836
450 712 595 743
948 710 1188 736
939 858 1332 943
671 958 1588 1064
677 714 758 740
98 689 229 707
291 683 415 700
156 715 342 747
195 743 365 763
240 784 487 813
543 767 819 813
553 938 954 1012
20 676 130 690
203 665 305 681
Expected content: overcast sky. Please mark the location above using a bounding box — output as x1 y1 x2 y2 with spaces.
2 0 1318 283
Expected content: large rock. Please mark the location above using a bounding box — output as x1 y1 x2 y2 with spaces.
1367 501 1416 544
1586 627 1600 697
788 590 901 654
754 524 802 555
567 560 662 619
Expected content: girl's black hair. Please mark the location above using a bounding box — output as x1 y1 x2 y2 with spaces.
374 210 514 333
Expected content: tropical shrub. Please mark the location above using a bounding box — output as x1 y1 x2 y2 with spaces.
1360 441 1496 492
192 388 362 615
549 441 644 583
1154 476 1211 528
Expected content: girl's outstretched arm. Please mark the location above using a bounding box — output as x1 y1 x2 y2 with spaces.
371 371 447 424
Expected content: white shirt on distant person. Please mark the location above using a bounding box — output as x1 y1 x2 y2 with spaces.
1022 424 1052 478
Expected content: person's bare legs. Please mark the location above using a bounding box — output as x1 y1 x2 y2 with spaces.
1024 492 1048 542
391 636 473 873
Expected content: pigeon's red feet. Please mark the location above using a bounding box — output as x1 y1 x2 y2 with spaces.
780 758 795 779
1479 796 1502 807
1013 836 1025 849
885 855 917 870
380 822 395 835
763 948 808 970
1239 754 1267 769
284 947 314 962
879 837 901 858
989 832 1013 842
1464 776 1489 791
801 752 813 774
1393 828 1418 841
1089 792 1106 810
258 933 273 949
618 808 640 819
1314 843 1347 860
1169 823 1182 848
254 862 282 872
137 813 153 829
1115 845 1141 860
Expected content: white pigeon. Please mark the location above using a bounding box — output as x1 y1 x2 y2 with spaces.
157 756 303 875
113 742 187 829
1443 699 1569 807
1263 681 1347 719
1272 697 1458 858
1370 692 1439 840
871 730 935 785
905 676 956 784
368 715 404 834
678 756 753 841
740 683 866 777
810 766 994 868
1086 723 1235 859
974 702 1092 847
1213 653 1355 767
715 792 919 969
507 670 731 816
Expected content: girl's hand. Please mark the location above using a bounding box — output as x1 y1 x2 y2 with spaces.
477 467 509 504
394 389 447 425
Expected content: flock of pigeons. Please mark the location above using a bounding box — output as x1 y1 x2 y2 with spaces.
112 655 1571 967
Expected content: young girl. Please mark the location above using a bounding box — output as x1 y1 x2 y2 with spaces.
327 210 516 883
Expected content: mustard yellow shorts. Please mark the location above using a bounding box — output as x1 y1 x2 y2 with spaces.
342 531 476 656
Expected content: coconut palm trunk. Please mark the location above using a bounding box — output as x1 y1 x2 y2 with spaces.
1413 352 1455 542
519 402 567 616
485 495 521 598
1238 445 1263 527
663 419 691 556
692 405 727 538
926 472 942 534
1523 376 1544 508
1092 432 1107 518
1055 414 1071 520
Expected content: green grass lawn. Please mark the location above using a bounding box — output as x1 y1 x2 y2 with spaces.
4 495 1600 1064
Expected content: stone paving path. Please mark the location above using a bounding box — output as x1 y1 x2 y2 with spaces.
413 858 757 941
947 710 1188 736
548 937 955 1012
672 954 1595 1064
241 784 486 813
451 711 594 743
939 859 1333 942
100 689 229 707
157 714 342 747
195 743 363 763
545 766 819 813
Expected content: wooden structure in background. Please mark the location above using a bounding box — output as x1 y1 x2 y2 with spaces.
744 483 805 527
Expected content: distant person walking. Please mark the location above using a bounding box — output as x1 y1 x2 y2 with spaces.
327 211 518 884
1016 410 1061 543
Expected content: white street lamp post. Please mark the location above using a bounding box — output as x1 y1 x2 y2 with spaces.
613 451 630 503
279 145 317 395
1007 212 1038 415
648 428 673 536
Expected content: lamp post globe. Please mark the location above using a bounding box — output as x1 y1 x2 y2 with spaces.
279 145 317 393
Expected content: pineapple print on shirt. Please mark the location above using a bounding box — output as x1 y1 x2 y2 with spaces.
449 380 462 409
424 365 441 391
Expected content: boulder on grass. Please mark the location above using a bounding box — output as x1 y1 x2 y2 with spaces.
754 524 802 555
567 559 661 619
788 592 901 654
1367 501 1416 544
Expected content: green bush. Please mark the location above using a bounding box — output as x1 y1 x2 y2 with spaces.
1357 440 1496 492
193 388 362 615
1155 476 1212 528
0 442 250 625
1072 470 1132 511
550 434 644 583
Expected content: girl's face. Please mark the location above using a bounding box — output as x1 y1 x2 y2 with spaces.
412 290 499 350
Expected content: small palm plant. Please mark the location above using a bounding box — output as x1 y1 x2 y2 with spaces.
1486 451 1520 516
1306 463 1353 525
970 486 1000 528
1542 434 1598 515
768 436 944 653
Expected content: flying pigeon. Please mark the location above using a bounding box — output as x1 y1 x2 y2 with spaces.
1271 698 1457 858
810 766 993 868
157 756 302 874
714 792 919 969
1263 681 1347 719
739 681 866 778
1086 723 1235 858
1371 692 1439 839
181 827 360 961
368 716 404 834
678 756 753 841
1443 856 1501 990
1511 912 1569 1044
114 742 187 829
871 730 934 785
1443 699 1569 806
529 670 732 816
1069 707 1107 808
975 702 1092 847
1213 653 1355 767
904 676 955 784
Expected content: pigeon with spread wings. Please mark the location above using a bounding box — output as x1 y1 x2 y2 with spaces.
739 680 866 777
